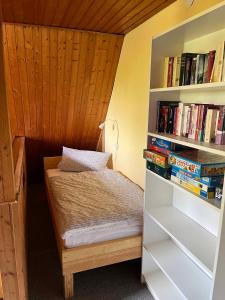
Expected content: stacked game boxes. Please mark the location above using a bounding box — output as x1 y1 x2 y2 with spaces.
143 137 189 180
168 150 225 200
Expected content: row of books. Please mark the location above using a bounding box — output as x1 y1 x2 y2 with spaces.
144 137 224 201
163 42 225 87
157 101 225 145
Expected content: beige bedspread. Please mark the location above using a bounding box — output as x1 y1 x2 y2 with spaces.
47 169 143 248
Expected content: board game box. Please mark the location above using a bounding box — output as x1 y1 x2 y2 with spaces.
172 166 223 188
169 150 225 177
143 149 169 168
151 137 188 151
147 161 171 179
171 167 215 193
171 175 215 199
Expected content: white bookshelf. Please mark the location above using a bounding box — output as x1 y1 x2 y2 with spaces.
142 2 225 300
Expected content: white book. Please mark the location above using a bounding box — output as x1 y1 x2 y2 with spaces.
182 105 190 137
176 103 183 136
204 109 218 143
188 104 198 139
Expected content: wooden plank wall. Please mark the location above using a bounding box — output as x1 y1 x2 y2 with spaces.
3 23 123 179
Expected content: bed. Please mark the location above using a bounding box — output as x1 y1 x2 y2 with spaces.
44 156 143 298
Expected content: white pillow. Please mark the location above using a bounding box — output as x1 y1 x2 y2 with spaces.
58 147 111 172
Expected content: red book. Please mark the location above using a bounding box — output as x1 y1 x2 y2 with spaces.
207 50 216 83
167 57 174 87
173 107 178 135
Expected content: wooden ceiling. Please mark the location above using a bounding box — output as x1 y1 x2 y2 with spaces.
1 0 175 34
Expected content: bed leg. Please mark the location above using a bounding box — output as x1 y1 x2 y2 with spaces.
64 273 74 299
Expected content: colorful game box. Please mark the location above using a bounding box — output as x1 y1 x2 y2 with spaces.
171 166 224 188
171 167 216 192
147 161 171 179
143 149 169 168
151 137 187 151
169 150 225 177
171 175 215 199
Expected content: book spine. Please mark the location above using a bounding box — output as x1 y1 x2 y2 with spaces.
176 103 184 136
190 57 197 84
203 53 209 83
197 54 205 84
207 50 216 83
172 56 177 87
163 57 169 87
175 56 181 86
173 107 178 135
167 57 174 87
215 106 225 144
182 105 189 137
184 55 192 85
188 104 198 139
195 55 200 84
212 43 224 82
179 54 187 86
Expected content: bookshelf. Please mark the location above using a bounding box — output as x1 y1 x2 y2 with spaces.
142 2 225 300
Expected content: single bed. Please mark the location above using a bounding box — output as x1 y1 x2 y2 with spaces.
44 156 143 298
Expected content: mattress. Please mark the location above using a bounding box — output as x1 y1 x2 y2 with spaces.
47 168 143 248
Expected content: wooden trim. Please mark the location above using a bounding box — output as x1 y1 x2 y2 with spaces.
0 137 28 300
0 275 3 299
44 156 142 298
0 22 15 203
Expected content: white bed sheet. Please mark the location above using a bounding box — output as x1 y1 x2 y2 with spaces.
47 169 143 248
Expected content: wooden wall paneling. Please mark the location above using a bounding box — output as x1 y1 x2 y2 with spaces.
0 275 3 299
0 23 15 203
4 24 25 136
3 23 123 178
0 0 176 34
0 204 19 299
65 31 81 146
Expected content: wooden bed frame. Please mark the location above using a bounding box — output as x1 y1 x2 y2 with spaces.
44 156 142 299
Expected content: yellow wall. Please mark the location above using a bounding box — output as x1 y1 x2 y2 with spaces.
105 0 224 189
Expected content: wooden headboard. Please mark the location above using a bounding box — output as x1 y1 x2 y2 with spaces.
44 155 113 170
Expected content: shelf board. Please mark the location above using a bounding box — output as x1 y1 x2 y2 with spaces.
146 206 217 278
144 270 185 300
146 169 221 210
148 131 225 157
145 240 212 300
150 82 225 93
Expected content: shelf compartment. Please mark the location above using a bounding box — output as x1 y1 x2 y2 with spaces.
148 131 225 157
145 240 212 300
146 206 217 278
144 270 185 300
146 169 221 210
150 82 225 93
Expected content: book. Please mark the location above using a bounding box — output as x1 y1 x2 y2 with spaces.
157 101 179 133
207 50 216 82
204 108 219 143
167 57 174 87
147 161 171 179
188 104 198 139
182 105 191 137
196 54 205 84
212 42 224 82
168 150 225 177
203 53 209 83
163 57 169 87
143 149 169 168
175 103 184 136
172 56 181 87
179 53 196 86
184 54 196 85
190 56 197 84
215 106 225 144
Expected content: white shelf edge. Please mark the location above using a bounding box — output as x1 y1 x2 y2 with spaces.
148 131 225 158
144 270 186 300
145 208 215 278
150 82 225 93
146 169 221 211
144 240 212 300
